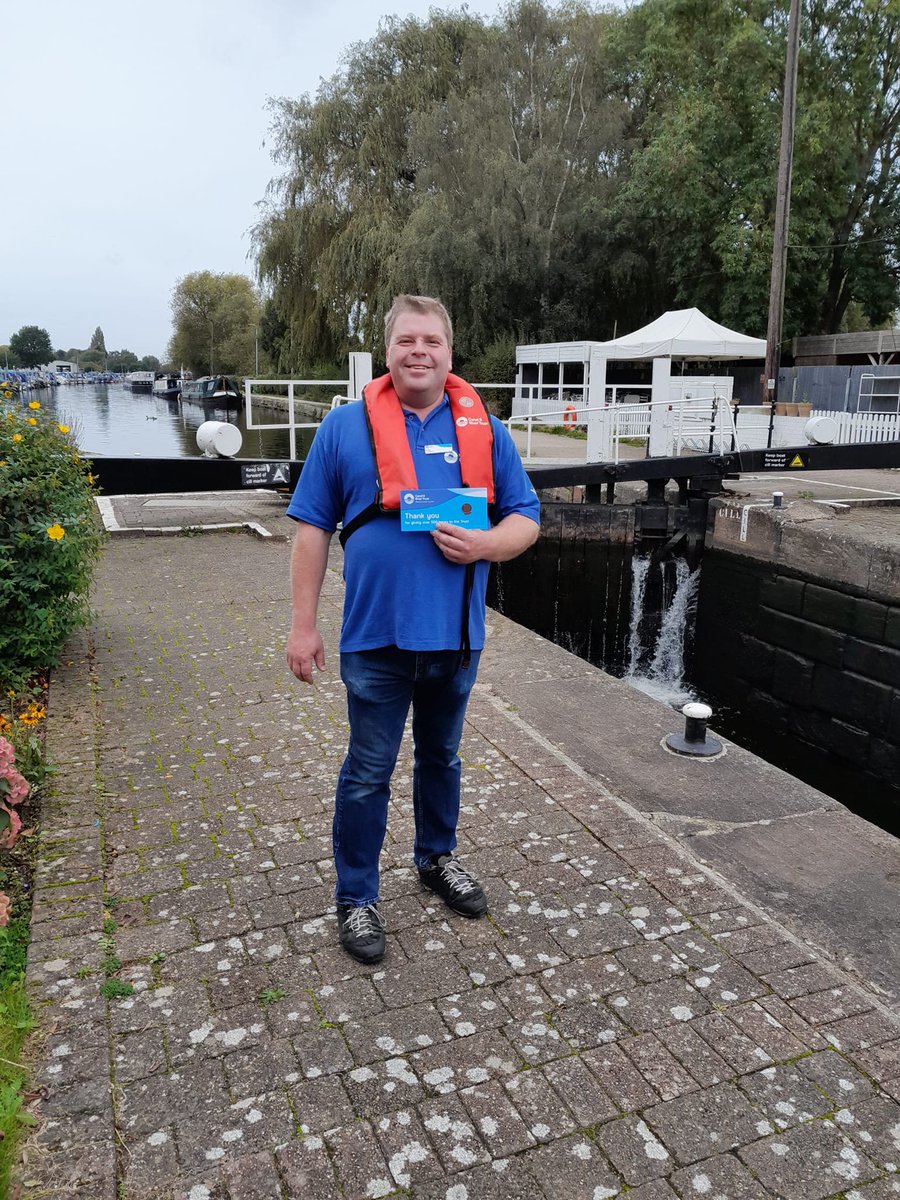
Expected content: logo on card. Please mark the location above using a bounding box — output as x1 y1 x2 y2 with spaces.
402 492 415 505
455 416 468 427
459 396 475 408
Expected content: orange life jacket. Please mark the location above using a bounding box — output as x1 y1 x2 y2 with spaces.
363 371 495 509
339 373 495 548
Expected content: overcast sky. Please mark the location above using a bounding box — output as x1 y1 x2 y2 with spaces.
4 0 508 359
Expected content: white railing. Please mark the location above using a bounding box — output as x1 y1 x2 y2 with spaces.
670 396 739 456
244 377 350 460
245 371 900 468
506 401 603 461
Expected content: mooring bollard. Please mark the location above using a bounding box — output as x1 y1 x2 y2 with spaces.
773 491 783 508
665 702 723 758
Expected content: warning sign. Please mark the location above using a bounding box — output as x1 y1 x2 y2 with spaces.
761 450 807 470
241 462 291 487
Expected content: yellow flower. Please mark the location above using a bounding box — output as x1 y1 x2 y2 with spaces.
0 715 9 733
28 400 40 410
46 524 65 541
11 434 21 443
58 423 70 434
27 418 37 426
18 704 46 727
0 461 6 468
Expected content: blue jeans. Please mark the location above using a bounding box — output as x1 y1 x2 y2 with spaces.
334 646 481 907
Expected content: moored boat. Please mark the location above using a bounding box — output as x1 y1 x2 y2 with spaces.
126 371 155 391
152 372 184 399
180 375 242 406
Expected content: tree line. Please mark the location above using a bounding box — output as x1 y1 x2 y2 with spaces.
250 0 900 375
3 325 160 373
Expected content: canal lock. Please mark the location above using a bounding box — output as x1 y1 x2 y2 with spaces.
488 490 900 835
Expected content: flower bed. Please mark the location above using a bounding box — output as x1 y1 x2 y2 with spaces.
0 399 105 691
0 398 105 1186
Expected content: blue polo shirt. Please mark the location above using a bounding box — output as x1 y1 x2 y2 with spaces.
287 394 540 652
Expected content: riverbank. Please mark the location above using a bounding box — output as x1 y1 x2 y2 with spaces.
19 496 900 1198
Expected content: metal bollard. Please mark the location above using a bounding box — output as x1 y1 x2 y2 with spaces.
665 702 723 758
773 491 783 508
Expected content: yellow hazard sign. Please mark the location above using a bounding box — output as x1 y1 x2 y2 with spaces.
789 454 806 468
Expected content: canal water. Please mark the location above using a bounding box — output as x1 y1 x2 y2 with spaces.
36 382 316 460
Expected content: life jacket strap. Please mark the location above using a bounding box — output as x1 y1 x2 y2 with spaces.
338 502 382 548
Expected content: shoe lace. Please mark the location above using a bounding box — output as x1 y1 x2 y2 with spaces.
440 859 478 896
346 905 385 938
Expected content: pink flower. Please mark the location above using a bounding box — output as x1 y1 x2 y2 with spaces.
0 892 11 927
0 806 22 848
0 735 29 813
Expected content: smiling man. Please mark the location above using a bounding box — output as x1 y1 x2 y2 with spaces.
285 294 540 964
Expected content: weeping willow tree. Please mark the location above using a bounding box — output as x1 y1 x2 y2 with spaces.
254 0 900 371
254 10 484 369
253 2 628 369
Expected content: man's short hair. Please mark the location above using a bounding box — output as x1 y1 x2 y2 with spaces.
384 294 453 349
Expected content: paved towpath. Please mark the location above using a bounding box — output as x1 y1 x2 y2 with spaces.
21 494 900 1199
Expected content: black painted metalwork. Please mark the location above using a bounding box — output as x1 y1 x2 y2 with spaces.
88 456 302 496
88 439 900 498
524 440 900 490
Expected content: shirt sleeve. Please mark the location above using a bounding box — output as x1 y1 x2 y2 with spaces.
285 411 343 531
490 417 541 526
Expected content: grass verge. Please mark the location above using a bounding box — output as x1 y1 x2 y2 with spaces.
0 879 37 1193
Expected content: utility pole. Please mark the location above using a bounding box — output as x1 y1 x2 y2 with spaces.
763 0 802 434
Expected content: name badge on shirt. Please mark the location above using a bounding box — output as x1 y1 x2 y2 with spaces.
400 488 489 531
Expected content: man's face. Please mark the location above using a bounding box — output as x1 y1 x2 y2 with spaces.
386 310 452 410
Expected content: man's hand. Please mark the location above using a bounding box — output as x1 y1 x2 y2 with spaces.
286 626 326 684
432 513 539 565
431 523 488 564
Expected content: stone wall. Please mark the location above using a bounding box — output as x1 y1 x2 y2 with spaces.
693 502 900 818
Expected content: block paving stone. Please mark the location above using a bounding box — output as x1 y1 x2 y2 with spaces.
17 527 900 1199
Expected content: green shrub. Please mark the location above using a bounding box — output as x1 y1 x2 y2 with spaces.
464 336 518 419
0 399 105 689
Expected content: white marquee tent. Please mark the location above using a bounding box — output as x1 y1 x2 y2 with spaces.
593 307 766 361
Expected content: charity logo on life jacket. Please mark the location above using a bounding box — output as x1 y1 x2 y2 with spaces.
458 396 475 408
456 416 468 427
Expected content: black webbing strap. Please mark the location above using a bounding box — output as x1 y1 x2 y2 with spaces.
338 502 381 548
460 562 475 669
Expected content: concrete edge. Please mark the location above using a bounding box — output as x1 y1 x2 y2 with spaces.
94 499 272 541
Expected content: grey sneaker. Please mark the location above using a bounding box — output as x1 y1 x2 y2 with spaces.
337 903 385 964
418 855 487 918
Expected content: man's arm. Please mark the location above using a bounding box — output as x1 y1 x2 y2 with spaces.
286 522 333 683
431 513 539 565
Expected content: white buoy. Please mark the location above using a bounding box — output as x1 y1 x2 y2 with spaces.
804 415 837 444
197 421 242 458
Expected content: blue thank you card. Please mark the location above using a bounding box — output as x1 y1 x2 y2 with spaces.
399 488 489 531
